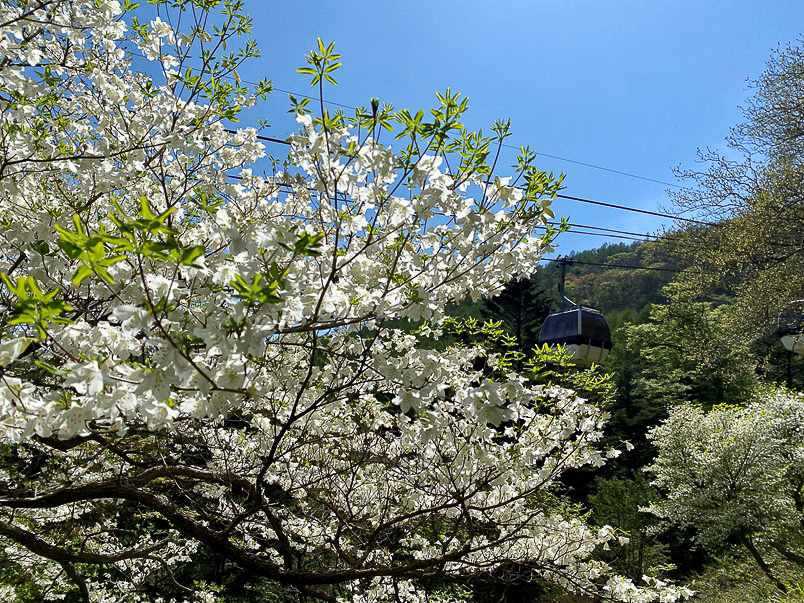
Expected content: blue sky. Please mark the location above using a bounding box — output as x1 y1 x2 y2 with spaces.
230 1 801 254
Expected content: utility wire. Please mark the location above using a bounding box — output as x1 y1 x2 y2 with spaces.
498 142 682 188
552 193 711 226
552 221 665 240
543 257 671 272
272 85 355 110
126 46 686 189
228 129 713 227
246 133 288 145
535 226 645 242
541 257 708 274
260 87 685 189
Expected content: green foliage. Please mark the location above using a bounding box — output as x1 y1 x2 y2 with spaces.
589 475 670 582
599 285 759 477
298 38 342 87
687 549 804 603
227 227 324 313
443 276 554 366
109 198 206 266
614 284 758 408
230 270 284 307
287 92 310 115
278 230 325 257
440 315 526 372
55 214 126 285
56 197 207 289
0 274 72 339
526 343 615 408
439 315 615 409
479 277 553 362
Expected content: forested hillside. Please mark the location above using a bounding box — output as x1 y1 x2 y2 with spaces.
459 225 804 598
459 41 804 596
533 241 684 316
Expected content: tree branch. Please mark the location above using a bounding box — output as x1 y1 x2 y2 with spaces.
0 519 168 564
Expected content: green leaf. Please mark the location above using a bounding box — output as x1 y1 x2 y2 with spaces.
56 239 82 260
178 245 205 266
71 264 93 285
30 241 50 256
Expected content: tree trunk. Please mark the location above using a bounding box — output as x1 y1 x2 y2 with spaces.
741 535 787 593
769 541 804 567
787 349 794 389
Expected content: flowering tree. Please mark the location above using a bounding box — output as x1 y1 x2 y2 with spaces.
0 1 691 601
648 388 804 592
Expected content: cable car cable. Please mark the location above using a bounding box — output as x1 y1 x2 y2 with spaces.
127 48 687 190
540 257 717 274
227 129 713 227
227 172 676 242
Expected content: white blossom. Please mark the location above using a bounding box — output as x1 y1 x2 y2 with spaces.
0 2 690 601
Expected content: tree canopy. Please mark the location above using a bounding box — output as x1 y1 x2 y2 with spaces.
670 39 804 340
648 388 804 592
0 1 692 602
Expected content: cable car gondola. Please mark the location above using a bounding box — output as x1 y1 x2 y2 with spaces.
778 300 804 355
538 258 612 366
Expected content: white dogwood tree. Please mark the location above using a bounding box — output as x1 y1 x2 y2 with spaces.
0 0 691 601
648 388 804 593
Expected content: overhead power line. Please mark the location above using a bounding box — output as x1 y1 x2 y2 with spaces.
536 226 646 242
498 142 682 188
245 133 288 145
272 85 356 111
555 221 665 240
552 193 711 226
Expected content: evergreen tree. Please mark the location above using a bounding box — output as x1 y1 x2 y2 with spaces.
480 277 553 357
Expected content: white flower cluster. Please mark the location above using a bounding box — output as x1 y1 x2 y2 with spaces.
648 387 804 549
0 1 690 601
